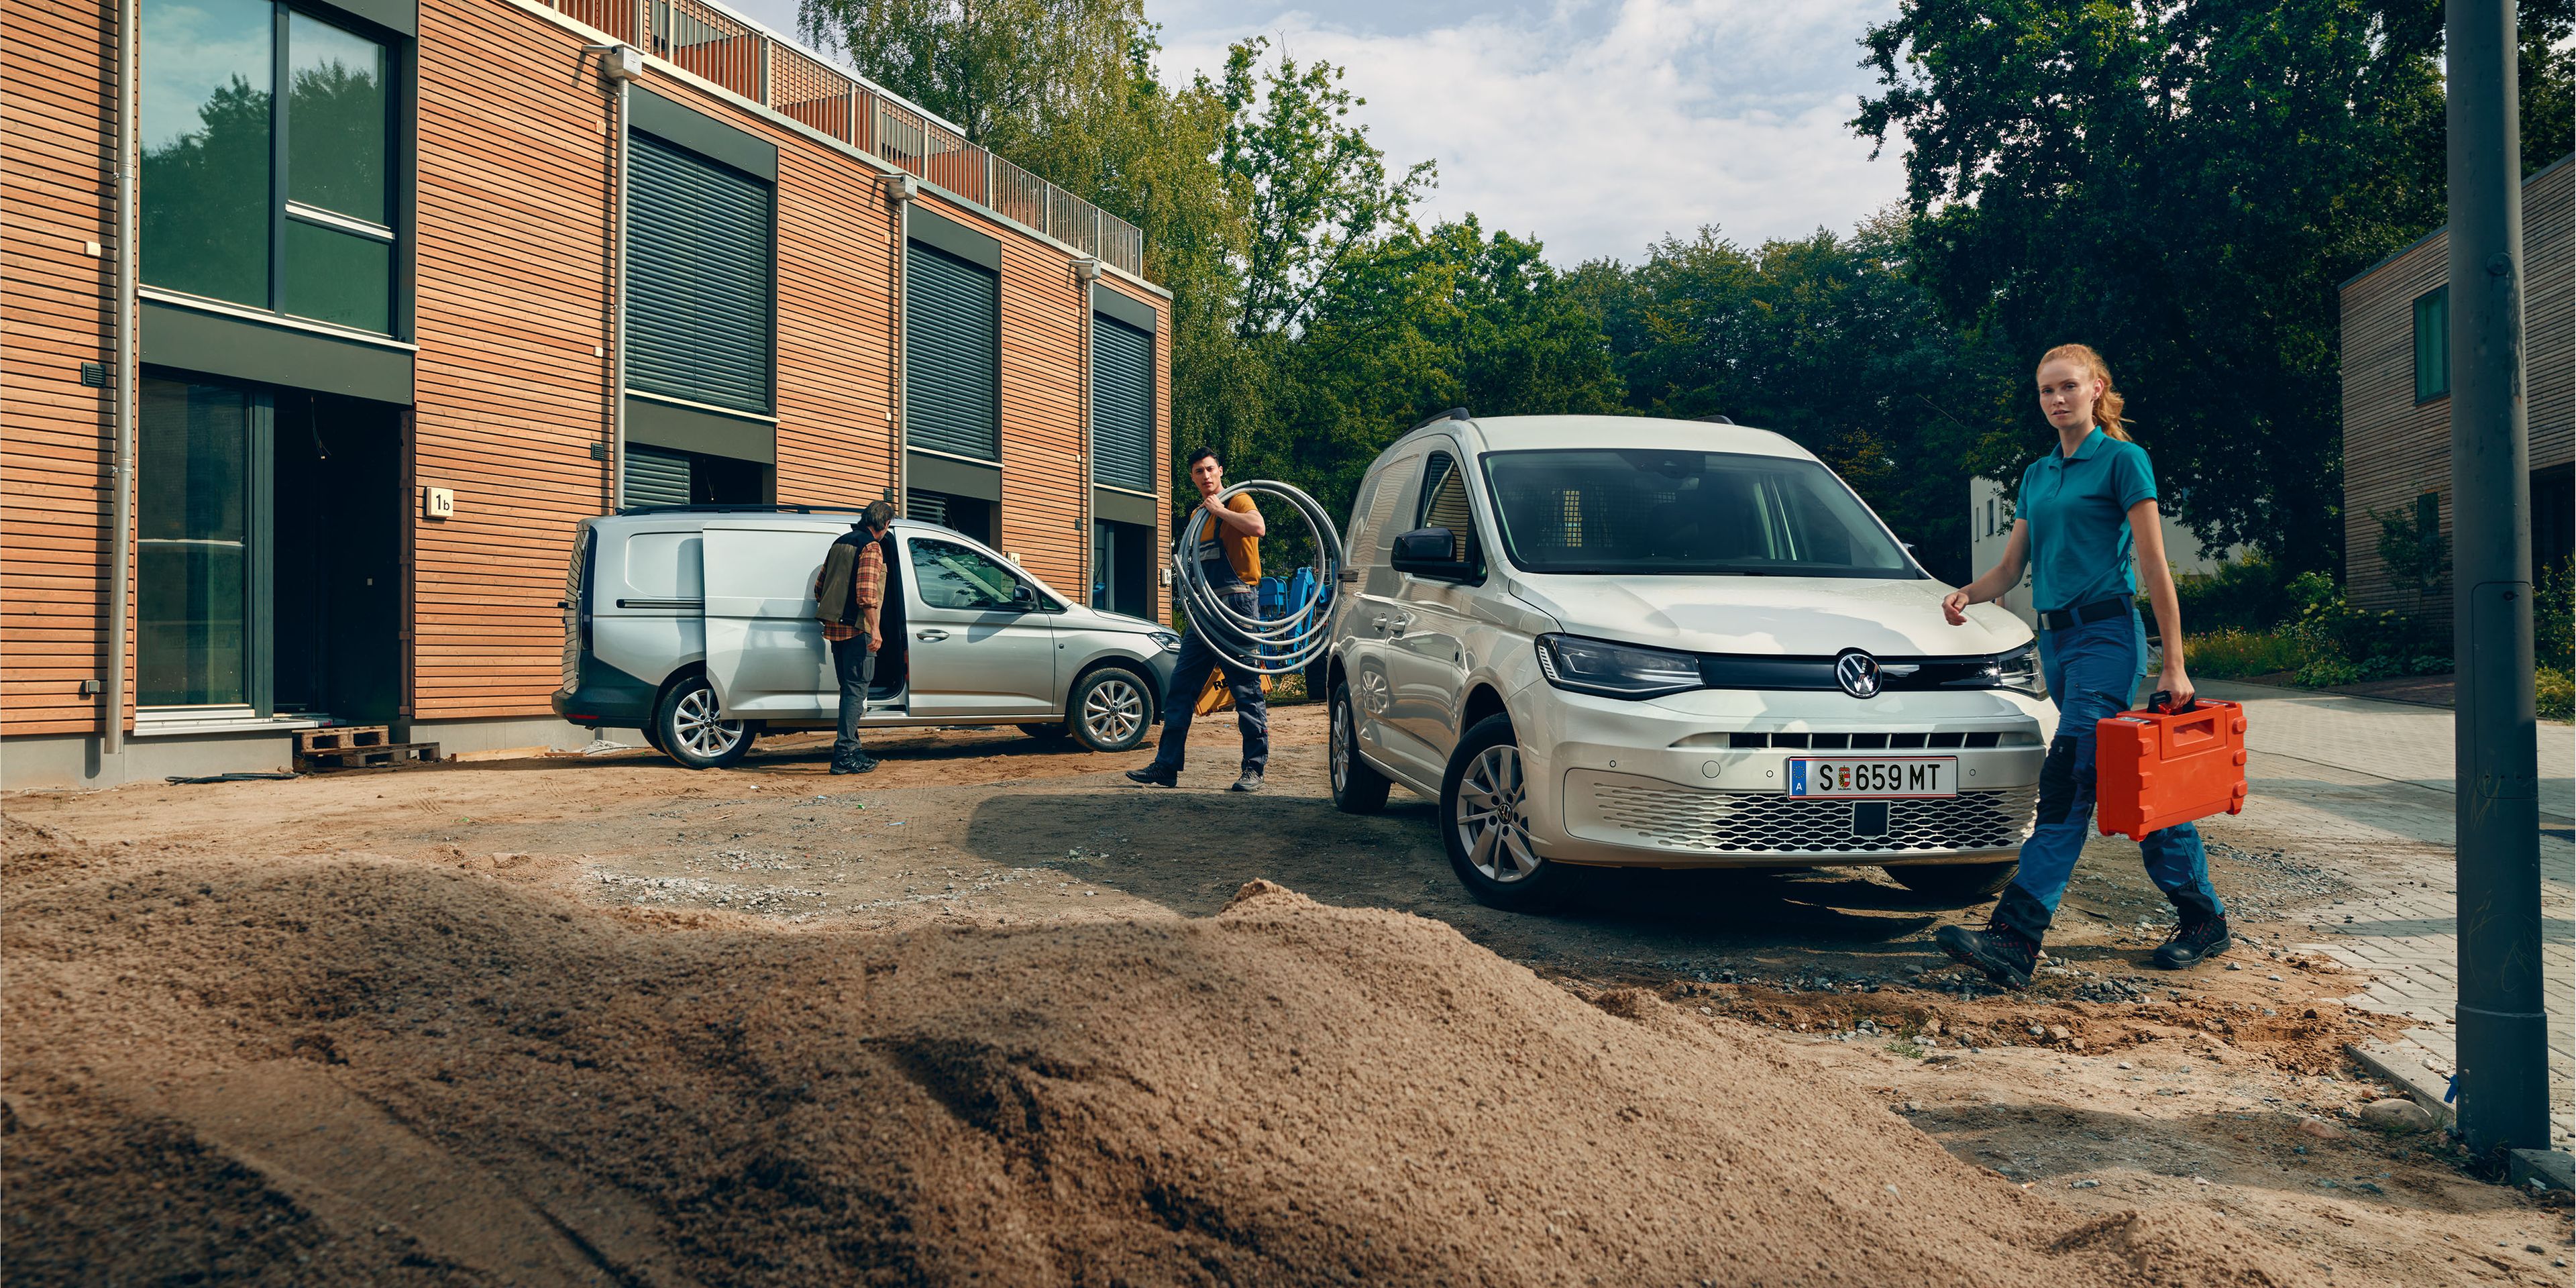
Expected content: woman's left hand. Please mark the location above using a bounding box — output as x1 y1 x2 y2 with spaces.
2158 660 2194 710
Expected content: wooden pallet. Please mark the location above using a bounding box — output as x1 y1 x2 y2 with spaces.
297 725 390 755
297 741 441 773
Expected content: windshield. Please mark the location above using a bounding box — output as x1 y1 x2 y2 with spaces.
1479 449 1919 578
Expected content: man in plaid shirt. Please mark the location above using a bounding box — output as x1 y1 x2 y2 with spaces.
814 500 897 773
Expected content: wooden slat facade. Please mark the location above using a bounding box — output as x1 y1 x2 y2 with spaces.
2340 156 2573 625
1 0 120 738
1 0 1169 754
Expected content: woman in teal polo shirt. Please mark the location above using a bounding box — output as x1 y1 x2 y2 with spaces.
1933 343 2227 989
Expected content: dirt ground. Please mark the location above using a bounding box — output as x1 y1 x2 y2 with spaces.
5 704 2569 1285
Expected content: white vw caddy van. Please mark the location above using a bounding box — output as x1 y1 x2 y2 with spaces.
554 508 1180 768
1322 412 2052 911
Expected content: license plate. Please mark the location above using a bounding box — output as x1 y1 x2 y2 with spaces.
1787 757 1957 798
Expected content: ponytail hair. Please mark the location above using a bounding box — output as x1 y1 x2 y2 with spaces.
2038 343 2131 441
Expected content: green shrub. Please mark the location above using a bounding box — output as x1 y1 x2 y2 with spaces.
2184 627 2315 678
2538 559 2573 672
2174 553 2301 633
2294 657 2368 688
2539 667 2574 723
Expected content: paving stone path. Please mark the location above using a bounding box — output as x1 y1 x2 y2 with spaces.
2196 680 2575 1150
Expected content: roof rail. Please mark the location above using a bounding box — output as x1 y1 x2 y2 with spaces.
612 503 871 517
1409 407 1472 433
1695 414 1735 424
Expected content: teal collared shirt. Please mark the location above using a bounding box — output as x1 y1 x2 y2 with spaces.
2017 428 2158 614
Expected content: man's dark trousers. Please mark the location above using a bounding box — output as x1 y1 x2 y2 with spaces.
1148 589 1267 775
831 633 874 765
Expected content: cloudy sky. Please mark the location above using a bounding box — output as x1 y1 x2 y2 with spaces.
729 0 1911 266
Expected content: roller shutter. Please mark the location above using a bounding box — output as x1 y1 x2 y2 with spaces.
625 446 692 508
906 241 999 460
1092 313 1155 492
628 132 773 415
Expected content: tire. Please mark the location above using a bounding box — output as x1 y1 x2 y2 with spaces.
654 674 751 769
639 719 667 755
1017 722 1071 741
1328 680 1390 814
1440 712 1574 912
1887 860 2019 901
1067 668 1152 753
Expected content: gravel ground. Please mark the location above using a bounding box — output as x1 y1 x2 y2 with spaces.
6 704 2569 1284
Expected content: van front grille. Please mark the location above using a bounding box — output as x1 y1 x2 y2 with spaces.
1724 731 2033 750
1587 782 2037 855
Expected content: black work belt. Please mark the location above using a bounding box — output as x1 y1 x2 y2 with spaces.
2039 596 2132 633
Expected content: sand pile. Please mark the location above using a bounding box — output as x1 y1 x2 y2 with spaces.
1 818 2316 1286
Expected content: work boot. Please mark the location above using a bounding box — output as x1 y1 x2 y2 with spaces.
1934 920 2041 990
1228 771 1263 794
2152 914 2232 969
1124 765 1177 788
831 754 877 775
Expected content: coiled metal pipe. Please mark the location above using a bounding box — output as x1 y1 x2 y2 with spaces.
1169 480 1343 676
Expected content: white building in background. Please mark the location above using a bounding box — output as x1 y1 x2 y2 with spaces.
1968 478 2241 630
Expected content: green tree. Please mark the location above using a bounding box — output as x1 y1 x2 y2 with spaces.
1853 0 2464 574
1571 217 2019 580
796 0 1140 147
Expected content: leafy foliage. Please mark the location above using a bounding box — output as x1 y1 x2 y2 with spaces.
1852 0 2460 574
2370 499 2449 604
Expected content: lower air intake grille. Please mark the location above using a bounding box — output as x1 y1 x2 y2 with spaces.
1587 782 2038 855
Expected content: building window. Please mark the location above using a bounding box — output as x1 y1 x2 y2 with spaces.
907 244 1000 461
138 378 266 708
142 0 398 333
1091 313 1155 492
627 132 775 415
2413 286 2449 403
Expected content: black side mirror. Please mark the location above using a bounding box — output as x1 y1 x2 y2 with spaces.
1391 527 1470 580
1009 583 1037 609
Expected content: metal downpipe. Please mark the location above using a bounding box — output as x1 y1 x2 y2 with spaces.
106 0 140 756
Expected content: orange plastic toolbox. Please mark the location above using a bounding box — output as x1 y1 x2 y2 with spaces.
2094 697 2249 840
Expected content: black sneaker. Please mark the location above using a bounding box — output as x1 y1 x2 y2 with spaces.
831 755 877 775
1228 771 1263 794
2153 914 2231 969
1124 765 1177 788
1934 921 2040 990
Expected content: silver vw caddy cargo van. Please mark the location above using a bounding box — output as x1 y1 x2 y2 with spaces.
1322 413 2053 911
554 508 1180 768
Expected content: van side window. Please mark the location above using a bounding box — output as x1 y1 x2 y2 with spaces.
909 537 1046 610
1415 451 1481 570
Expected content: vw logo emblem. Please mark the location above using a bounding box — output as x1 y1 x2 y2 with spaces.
1834 649 1882 698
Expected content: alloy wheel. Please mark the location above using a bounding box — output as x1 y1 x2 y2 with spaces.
674 686 744 759
1330 696 1351 793
1454 743 1538 882
1082 676 1144 745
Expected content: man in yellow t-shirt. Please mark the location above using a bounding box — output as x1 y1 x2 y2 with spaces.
1128 447 1270 792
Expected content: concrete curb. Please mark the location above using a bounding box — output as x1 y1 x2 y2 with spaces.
2346 1038 2457 1126
2510 1148 2574 1193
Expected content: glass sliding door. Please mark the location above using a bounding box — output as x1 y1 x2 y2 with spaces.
138 378 272 710
140 0 398 334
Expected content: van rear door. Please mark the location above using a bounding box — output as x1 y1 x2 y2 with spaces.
702 525 839 717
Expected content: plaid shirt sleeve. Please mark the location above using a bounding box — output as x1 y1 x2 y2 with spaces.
853 542 885 639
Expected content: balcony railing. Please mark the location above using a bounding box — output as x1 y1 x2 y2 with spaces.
548 0 1148 280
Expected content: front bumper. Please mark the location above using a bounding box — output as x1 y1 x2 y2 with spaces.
1513 684 2051 869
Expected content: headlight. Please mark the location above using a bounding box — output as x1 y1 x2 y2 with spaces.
1996 643 2044 696
1534 633 1703 699
1149 631 1182 654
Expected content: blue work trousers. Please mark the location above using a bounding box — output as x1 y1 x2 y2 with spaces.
1992 610 2223 943
1148 589 1269 776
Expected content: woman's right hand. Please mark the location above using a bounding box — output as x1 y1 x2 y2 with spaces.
1941 590 1972 625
